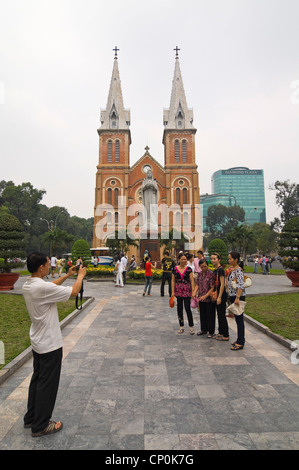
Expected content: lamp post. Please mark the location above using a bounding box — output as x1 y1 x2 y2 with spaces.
40 210 67 256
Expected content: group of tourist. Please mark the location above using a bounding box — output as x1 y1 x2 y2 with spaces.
139 249 246 351
124 248 245 351
169 250 245 351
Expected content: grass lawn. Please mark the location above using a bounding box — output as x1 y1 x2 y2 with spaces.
0 294 80 369
245 294 299 341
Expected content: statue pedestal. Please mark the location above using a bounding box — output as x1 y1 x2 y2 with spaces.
140 237 161 266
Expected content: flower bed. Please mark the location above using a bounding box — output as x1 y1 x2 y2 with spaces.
86 265 115 276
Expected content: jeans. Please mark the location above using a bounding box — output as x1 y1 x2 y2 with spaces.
177 297 194 327
161 272 172 297
229 296 245 346
144 276 153 294
24 347 63 433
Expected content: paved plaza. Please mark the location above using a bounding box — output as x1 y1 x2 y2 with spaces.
0 274 299 450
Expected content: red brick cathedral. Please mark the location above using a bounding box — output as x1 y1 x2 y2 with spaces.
92 48 202 263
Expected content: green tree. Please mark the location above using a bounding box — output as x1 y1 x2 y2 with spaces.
0 209 26 273
43 227 74 257
206 204 245 236
208 239 228 265
106 231 139 255
225 225 254 263
71 239 91 265
159 228 189 256
279 216 299 271
270 180 299 223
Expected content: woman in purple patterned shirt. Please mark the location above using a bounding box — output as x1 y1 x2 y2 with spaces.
193 258 216 337
171 253 195 335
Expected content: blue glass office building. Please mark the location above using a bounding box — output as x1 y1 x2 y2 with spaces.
211 167 266 226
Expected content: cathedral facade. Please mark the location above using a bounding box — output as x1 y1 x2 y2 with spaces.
92 49 202 262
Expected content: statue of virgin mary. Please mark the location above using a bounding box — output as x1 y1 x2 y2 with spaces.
141 169 158 230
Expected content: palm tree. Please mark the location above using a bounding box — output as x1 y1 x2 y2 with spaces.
105 231 139 255
225 224 254 264
42 227 74 256
159 228 189 256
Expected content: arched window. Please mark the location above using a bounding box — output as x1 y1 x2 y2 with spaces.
183 187 188 204
107 188 112 204
182 140 187 162
176 187 180 205
174 140 180 162
115 140 120 162
108 140 113 162
114 187 119 206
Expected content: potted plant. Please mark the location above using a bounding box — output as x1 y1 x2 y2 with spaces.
0 210 26 290
279 216 299 287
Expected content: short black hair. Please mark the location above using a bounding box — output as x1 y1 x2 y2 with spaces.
178 252 187 260
27 252 49 273
229 251 240 263
164 251 169 256
199 258 208 266
197 250 204 255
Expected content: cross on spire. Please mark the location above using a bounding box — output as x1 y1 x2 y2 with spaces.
174 46 180 59
113 46 119 59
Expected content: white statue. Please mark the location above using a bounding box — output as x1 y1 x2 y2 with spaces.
141 169 158 230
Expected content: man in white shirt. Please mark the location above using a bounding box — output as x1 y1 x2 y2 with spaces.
50 255 57 278
22 252 86 437
121 253 128 285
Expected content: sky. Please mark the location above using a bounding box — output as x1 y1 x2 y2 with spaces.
0 0 298 224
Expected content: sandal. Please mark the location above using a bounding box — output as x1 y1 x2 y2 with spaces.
189 327 195 335
178 327 184 334
215 335 229 341
31 420 63 437
196 331 206 336
231 344 244 351
207 334 216 338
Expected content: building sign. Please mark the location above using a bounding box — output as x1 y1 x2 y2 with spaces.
222 168 262 176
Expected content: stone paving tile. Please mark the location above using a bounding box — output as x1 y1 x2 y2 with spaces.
1 279 299 450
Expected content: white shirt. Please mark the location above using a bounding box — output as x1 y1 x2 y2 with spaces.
22 277 72 354
50 256 57 267
121 256 128 270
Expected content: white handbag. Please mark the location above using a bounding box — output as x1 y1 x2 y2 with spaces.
227 300 246 316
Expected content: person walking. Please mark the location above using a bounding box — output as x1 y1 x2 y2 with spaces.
121 253 128 284
194 258 216 337
171 253 195 335
22 252 86 437
261 254 267 274
210 253 229 341
50 255 57 278
143 256 156 296
226 251 246 350
160 250 175 297
253 255 259 274
115 256 124 287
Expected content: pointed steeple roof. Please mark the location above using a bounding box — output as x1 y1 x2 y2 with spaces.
163 55 194 130
99 53 130 131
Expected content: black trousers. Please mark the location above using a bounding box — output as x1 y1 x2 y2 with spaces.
161 272 172 296
199 301 216 335
216 297 229 337
24 347 63 433
177 297 194 327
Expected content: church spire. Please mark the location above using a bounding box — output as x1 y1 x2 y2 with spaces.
163 48 194 130
99 48 131 131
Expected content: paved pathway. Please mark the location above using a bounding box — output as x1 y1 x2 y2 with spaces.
0 275 299 450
